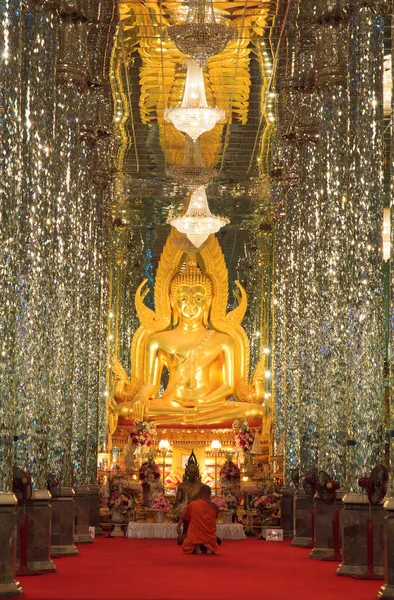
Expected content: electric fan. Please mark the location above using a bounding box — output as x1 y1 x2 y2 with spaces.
354 464 388 580
316 470 341 561
303 468 318 548
304 468 318 496
13 466 41 576
47 472 61 501
291 468 300 488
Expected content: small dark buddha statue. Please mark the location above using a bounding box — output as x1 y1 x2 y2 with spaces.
175 451 203 506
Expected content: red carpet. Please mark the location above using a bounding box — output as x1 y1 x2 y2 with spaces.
18 538 381 600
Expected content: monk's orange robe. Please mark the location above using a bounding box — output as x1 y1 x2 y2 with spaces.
182 499 218 554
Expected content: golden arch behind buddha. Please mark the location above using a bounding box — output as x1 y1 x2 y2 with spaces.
111 228 267 429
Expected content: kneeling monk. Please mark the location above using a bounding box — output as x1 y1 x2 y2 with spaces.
179 484 219 555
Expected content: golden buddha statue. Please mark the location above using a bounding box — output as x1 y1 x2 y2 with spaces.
175 451 203 506
109 228 266 430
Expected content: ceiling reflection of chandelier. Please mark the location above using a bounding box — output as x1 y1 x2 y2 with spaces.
168 0 237 67
167 137 217 188
164 59 225 141
168 185 229 248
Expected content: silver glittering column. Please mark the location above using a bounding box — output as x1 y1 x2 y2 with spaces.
379 13 394 599
281 0 302 487
271 0 300 469
12 0 60 574
49 9 89 483
0 1 24 595
92 141 113 451
346 0 385 491
295 1 320 479
315 5 349 482
72 132 94 487
271 0 301 538
272 176 286 458
14 0 59 490
282 139 301 485
0 0 22 495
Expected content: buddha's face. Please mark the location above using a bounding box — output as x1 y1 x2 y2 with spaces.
176 285 210 323
187 465 199 482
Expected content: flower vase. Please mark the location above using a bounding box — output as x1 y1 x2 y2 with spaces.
142 483 151 508
223 511 232 525
155 511 165 524
111 506 124 537
243 493 253 511
260 510 273 539
129 508 136 523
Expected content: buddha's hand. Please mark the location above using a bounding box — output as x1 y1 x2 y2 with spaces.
132 384 155 421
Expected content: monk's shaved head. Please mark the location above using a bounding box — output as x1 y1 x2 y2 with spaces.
199 484 212 499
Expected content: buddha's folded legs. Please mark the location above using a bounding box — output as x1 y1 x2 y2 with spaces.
146 398 264 425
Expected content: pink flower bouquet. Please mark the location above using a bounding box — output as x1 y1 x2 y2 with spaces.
107 476 141 511
130 420 156 449
220 460 241 482
139 460 161 485
223 493 238 508
151 493 171 513
254 492 281 514
212 496 228 511
233 419 255 452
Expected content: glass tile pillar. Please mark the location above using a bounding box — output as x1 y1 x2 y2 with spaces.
314 3 349 483
14 1 59 489
48 8 88 485
0 0 23 493
294 0 320 478
345 0 385 491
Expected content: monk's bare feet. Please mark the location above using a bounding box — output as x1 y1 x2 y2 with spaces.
206 549 214 555
195 545 202 555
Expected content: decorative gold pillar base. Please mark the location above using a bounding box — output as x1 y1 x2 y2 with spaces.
18 490 56 573
88 485 103 537
292 488 313 547
73 486 93 544
378 498 394 599
337 493 384 578
0 493 22 597
50 487 78 557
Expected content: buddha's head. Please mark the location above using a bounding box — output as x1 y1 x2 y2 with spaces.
170 258 212 327
184 450 201 482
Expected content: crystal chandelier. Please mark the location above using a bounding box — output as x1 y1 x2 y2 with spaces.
168 185 229 248
164 59 225 141
168 0 237 67
167 137 217 188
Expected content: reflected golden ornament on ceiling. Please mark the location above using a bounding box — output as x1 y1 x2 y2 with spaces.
115 0 273 171
167 0 237 67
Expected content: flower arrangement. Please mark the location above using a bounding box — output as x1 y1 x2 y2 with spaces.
211 496 228 511
107 476 141 512
233 419 255 452
150 492 171 513
254 493 281 514
139 459 161 486
220 460 241 482
242 484 259 495
129 420 156 449
223 493 238 509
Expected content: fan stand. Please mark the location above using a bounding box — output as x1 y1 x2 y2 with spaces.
353 499 384 580
316 496 341 562
300 470 318 550
311 501 315 549
16 508 42 576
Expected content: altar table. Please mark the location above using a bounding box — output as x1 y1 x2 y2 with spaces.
125 522 246 540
